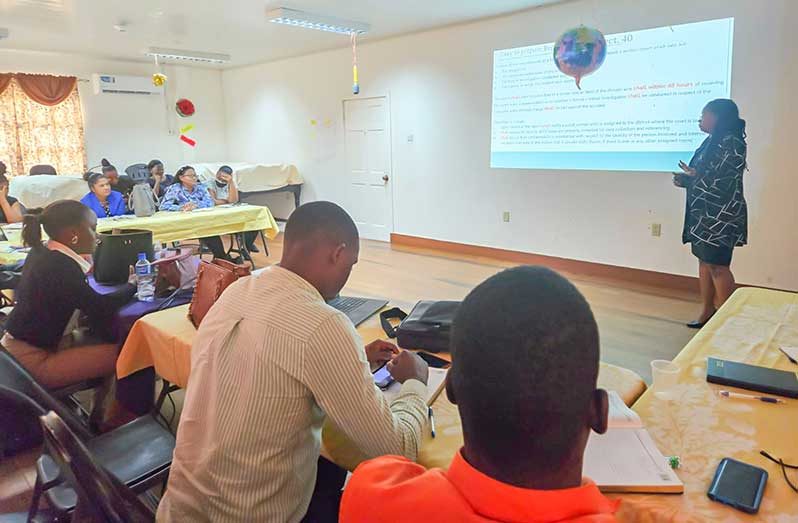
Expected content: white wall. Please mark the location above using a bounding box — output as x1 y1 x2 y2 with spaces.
223 0 798 290
0 49 228 174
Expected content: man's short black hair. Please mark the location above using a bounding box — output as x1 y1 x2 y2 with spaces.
284 201 359 247
450 266 600 471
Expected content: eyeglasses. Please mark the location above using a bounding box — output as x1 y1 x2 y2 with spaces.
182 174 198 179
761 450 798 493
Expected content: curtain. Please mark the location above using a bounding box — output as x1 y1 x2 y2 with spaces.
0 76 86 175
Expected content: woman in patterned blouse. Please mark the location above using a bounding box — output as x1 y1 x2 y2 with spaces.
674 99 747 328
159 165 231 260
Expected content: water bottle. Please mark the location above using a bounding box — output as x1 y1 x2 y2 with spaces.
135 252 155 302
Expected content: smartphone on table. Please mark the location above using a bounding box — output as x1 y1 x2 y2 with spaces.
707 457 767 514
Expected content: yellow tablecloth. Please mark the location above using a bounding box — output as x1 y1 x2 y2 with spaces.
0 205 279 265
96 205 279 244
614 288 798 523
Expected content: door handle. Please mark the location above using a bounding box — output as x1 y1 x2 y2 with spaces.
382 175 389 182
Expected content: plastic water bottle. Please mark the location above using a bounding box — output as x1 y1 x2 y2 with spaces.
135 252 155 302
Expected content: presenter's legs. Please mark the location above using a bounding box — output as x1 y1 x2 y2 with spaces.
697 262 717 322
707 263 735 308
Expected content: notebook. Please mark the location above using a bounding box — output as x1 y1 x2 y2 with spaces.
382 367 448 406
583 391 684 493
706 357 798 398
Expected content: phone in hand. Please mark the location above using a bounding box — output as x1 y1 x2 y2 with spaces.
372 362 394 389
707 458 767 514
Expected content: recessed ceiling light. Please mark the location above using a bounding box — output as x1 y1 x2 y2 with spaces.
266 7 369 35
145 47 231 64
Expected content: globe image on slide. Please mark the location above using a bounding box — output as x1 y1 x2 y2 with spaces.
553 26 607 89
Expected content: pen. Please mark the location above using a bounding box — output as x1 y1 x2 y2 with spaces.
428 407 436 438
719 390 786 404
780 347 798 364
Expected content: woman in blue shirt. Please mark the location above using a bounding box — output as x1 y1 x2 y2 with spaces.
80 172 128 218
159 166 230 260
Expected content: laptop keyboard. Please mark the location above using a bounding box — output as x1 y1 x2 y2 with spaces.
330 296 369 314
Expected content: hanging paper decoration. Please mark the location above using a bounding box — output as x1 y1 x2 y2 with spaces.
179 123 195 134
152 73 167 87
350 32 359 95
553 25 607 89
175 98 196 117
179 134 196 147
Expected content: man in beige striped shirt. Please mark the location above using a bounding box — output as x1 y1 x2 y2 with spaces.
157 202 429 522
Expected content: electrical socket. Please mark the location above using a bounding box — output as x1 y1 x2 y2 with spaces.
502 211 511 223
651 223 662 237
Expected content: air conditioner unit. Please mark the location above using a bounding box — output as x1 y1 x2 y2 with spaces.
92 74 162 95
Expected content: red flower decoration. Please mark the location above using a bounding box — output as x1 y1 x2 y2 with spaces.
175 98 195 117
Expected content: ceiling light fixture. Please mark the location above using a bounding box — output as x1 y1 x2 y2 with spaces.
266 7 369 35
145 47 231 64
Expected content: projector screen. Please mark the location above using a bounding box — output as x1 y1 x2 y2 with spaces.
490 18 734 172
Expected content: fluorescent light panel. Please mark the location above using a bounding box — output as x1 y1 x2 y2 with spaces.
145 47 231 64
266 7 369 35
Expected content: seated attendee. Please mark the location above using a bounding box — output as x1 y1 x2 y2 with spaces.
80 172 127 218
147 159 174 199
157 202 429 523
100 158 135 202
340 266 619 523
0 171 24 224
2 201 135 417
159 166 228 260
208 165 260 253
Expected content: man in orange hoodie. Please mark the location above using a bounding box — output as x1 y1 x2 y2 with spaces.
340 266 619 523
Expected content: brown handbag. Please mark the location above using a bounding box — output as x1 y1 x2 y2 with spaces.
188 259 251 328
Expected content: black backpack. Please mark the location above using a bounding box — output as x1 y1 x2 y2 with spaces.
379 301 460 353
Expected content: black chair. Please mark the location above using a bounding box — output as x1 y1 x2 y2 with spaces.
39 410 155 522
124 164 150 185
0 350 174 520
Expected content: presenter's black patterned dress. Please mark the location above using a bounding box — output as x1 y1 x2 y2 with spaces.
680 134 747 266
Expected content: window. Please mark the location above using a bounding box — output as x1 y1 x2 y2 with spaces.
0 75 87 176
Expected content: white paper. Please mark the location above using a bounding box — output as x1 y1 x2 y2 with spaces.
607 390 643 429
383 367 448 405
781 346 798 362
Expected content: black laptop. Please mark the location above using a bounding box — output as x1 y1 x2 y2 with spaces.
327 295 388 327
707 357 798 398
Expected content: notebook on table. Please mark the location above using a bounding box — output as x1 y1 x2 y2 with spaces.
583 391 684 493
383 367 448 406
706 357 798 398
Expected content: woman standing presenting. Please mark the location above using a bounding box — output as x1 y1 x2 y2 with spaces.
674 99 747 328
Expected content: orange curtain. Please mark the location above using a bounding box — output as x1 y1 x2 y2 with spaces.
0 74 11 95
14 74 77 106
0 77 86 175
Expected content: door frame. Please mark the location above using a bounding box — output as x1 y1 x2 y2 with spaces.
341 93 396 240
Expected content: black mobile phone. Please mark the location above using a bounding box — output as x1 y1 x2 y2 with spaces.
417 352 450 368
707 458 767 514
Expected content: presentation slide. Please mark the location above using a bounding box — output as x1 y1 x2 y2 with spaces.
490 18 734 172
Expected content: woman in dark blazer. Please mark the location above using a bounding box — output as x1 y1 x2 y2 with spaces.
674 99 747 328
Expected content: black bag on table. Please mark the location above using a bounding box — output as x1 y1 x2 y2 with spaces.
379 301 460 353
93 229 154 284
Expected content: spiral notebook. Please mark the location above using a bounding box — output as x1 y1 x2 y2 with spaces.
583 391 684 493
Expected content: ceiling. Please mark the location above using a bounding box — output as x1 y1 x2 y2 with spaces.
0 0 564 68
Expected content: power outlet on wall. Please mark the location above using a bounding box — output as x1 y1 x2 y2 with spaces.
650 223 662 237
502 211 511 223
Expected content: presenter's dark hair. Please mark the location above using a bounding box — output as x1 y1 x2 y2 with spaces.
449 266 600 471
705 99 746 141
147 159 164 171
22 200 92 249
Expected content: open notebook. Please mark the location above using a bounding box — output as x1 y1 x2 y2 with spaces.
383 367 448 406
583 391 684 493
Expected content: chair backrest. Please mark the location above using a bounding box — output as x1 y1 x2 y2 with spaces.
0 349 92 441
125 164 150 184
29 164 57 176
39 411 155 523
